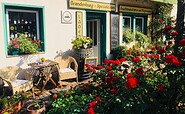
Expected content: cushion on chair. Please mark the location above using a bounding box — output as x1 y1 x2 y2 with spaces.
60 68 74 73
4 79 28 87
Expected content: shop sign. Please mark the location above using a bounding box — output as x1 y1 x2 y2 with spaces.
76 11 83 37
119 6 152 14
61 11 72 24
69 0 115 11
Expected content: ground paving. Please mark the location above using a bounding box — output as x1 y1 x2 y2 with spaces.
18 78 92 114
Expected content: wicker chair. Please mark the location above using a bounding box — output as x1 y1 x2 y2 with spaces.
54 56 78 82
0 66 34 97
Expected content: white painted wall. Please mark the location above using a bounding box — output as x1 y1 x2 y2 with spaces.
171 4 177 18
0 0 77 68
0 0 113 68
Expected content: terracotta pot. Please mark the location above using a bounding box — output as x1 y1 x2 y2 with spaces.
26 103 46 114
14 101 24 113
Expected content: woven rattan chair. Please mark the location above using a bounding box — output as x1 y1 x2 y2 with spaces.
0 66 34 97
54 56 78 82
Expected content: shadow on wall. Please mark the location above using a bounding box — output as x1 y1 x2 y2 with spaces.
55 49 75 59
16 54 41 68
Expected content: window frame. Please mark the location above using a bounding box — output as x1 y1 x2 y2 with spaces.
2 3 45 56
6 9 40 43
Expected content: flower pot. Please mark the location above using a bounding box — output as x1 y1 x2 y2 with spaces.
9 50 20 55
14 100 24 113
74 48 94 59
26 103 46 114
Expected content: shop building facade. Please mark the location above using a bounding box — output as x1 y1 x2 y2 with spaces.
0 0 176 68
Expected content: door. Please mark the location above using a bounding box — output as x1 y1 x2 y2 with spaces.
86 12 106 64
87 19 100 63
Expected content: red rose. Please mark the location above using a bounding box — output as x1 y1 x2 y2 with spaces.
110 88 117 94
103 60 110 64
179 38 185 46
108 72 113 77
88 107 95 114
159 19 163 23
126 77 140 90
132 57 141 62
157 48 166 54
38 45 42 49
171 31 178 36
113 76 118 81
135 67 144 75
126 73 133 78
96 97 101 102
126 51 131 55
157 85 165 91
89 101 97 108
107 66 112 71
114 60 121 66
165 55 182 66
142 53 148 58
120 58 126 62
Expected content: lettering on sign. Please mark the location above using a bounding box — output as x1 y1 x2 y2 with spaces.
119 6 152 14
84 57 98 72
69 0 115 11
76 11 83 37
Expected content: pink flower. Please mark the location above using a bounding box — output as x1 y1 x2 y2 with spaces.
9 41 12 45
14 38 19 41
14 44 19 49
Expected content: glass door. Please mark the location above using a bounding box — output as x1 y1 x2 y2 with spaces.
87 19 100 64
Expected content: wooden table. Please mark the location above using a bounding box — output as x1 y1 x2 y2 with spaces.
28 59 60 92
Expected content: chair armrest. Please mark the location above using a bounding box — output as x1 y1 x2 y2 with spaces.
69 57 78 72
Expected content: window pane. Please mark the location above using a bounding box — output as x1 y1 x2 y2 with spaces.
8 10 38 40
123 16 131 31
136 17 144 32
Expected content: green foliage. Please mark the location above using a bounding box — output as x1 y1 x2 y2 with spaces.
122 29 135 43
112 45 127 59
135 31 150 48
47 83 96 114
71 36 93 49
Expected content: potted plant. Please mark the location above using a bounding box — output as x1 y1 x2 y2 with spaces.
71 36 93 59
8 37 20 55
0 90 29 114
7 33 41 55
26 101 46 114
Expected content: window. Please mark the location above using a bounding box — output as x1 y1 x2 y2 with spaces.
122 14 147 42
4 5 45 55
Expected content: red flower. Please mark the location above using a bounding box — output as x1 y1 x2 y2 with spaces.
135 67 144 75
108 72 113 77
157 85 165 91
103 60 110 64
126 77 140 90
89 101 97 108
179 38 185 46
159 19 163 23
151 45 156 50
113 76 118 81
110 88 117 94
157 48 166 54
171 31 178 36
88 107 95 114
85 64 90 67
142 53 148 58
165 55 182 66
126 51 131 55
114 60 121 66
120 58 126 62
132 57 141 62
126 73 133 78
96 97 101 102
107 66 112 71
